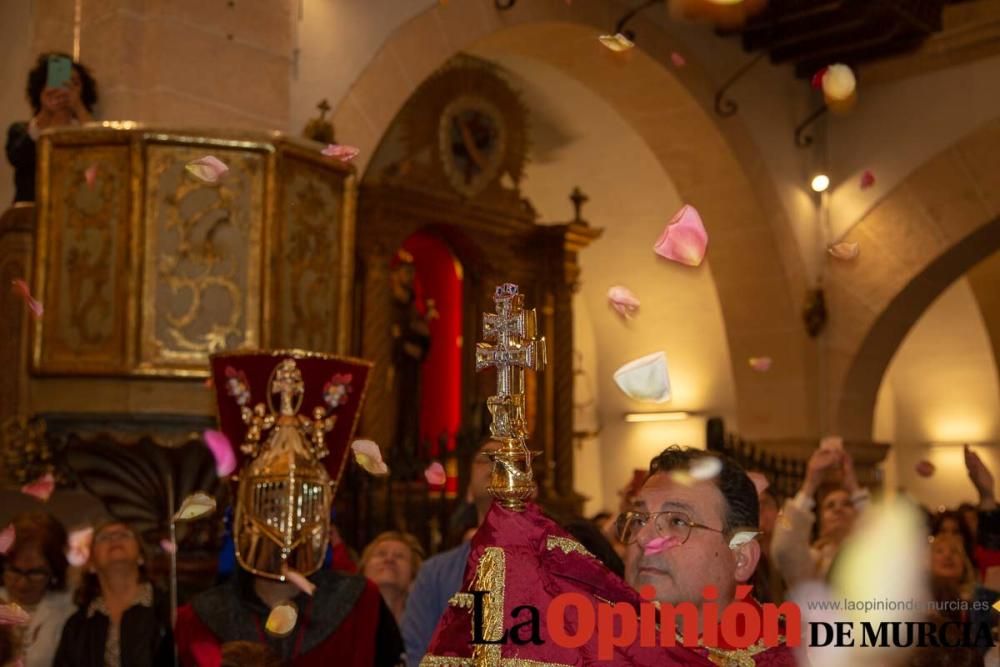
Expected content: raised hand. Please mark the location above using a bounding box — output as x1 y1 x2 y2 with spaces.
802 447 841 497
965 444 996 510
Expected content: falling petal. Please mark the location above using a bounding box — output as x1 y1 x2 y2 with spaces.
748 472 769 495
915 460 935 478
351 440 389 476
11 279 44 318
204 377 214 389
0 525 14 555
670 51 686 67
21 472 55 502
265 602 298 637
66 527 93 567
203 429 237 477
424 462 446 486
598 33 635 53
84 164 98 189
820 435 843 452
644 535 682 555
184 155 229 184
728 531 759 549
811 67 828 90
668 470 696 487
321 144 360 162
828 242 860 261
689 456 722 481
613 351 671 403
283 567 317 597
0 603 30 626
859 170 875 190
653 204 708 267
748 356 772 372
160 538 177 555
606 285 640 319
173 492 217 521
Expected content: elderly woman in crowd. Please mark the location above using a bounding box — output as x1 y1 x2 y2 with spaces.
53 520 172 667
359 531 424 624
771 445 870 589
0 512 75 667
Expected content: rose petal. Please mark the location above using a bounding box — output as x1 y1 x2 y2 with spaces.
11 279 44 318
670 51 686 67
204 377 214 389
748 356 772 372
0 525 15 555
668 470 696 487
265 602 298 637
66 527 93 567
184 156 229 184
84 164 98 189
654 204 708 267
598 33 635 53
915 460 935 478
283 567 317 597
859 170 875 190
321 144 360 162
351 440 389 476
728 531 759 549
644 535 682 555
748 472 769 495
160 538 177 555
21 472 55 502
828 242 860 261
607 285 640 319
689 456 722 481
424 462 446 486
811 67 828 90
173 492 217 521
819 435 843 452
203 429 237 477
613 351 671 403
0 603 30 626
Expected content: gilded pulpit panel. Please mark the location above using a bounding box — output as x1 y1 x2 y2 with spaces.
34 142 132 373
140 142 266 371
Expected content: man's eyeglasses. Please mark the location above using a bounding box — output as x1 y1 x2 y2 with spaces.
615 510 725 545
3 566 51 585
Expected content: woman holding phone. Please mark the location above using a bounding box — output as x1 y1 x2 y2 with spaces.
5 52 98 202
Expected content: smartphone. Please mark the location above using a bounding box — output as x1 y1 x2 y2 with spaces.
46 55 73 89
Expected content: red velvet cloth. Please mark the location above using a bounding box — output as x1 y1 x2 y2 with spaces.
209 351 373 481
175 581 382 667
424 502 716 665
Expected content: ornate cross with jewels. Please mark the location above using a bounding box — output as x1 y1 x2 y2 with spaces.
474 283 547 510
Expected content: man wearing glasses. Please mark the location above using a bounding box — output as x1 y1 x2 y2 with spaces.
619 446 798 666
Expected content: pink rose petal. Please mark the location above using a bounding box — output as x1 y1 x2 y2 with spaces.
351 439 389 476
0 603 30 626
915 460 935 478
644 535 681 555
811 67 828 90
0 525 14 555
11 279 43 318
67 527 94 567
84 163 98 189
184 155 229 184
160 538 177 555
670 51 687 67
283 567 317 597
828 242 860 261
748 472 769 495
321 144 360 162
204 377 214 389
21 472 55 502
748 356 772 372
860 170 875 190
607 285 640 319
203 429 237 477
820 435 843 452
654 204 708 267
424 462 446 486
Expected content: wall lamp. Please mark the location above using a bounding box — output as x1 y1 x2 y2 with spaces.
624 411 695 423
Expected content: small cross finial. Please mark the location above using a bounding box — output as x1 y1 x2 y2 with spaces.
316 98 331 118
570 187 589 222
271 359 304 416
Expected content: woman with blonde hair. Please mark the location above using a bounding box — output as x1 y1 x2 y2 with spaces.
53 520 172 666
359 531 424 624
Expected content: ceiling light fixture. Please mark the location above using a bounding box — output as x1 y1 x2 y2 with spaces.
810 174 830 192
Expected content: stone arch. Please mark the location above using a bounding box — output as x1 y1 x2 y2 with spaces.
333 0 813 438
828 117 1000 439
